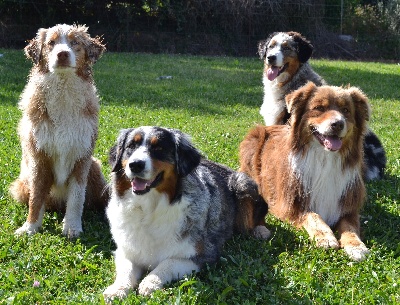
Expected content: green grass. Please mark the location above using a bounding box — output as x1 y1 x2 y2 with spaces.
0 49 399 304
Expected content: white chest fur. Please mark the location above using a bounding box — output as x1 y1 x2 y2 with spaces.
107 189 196 269
19 72 98 185
289 143 359 226
260 75 288 126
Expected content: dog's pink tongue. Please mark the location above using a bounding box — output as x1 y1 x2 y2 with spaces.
324 136 342 151
131 177 149 191
267 67 279 81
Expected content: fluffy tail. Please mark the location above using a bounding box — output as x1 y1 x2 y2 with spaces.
9 179 30 206
363 129 386 181
85 157 110 211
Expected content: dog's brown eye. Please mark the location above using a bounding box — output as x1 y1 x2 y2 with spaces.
48 40 55 46
314 106 325 112
342 108 349 113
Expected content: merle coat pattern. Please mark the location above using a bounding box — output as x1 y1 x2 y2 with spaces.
103 126 270 299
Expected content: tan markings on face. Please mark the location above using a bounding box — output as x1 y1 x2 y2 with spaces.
66 31 90 79
150 136 159 146
337 95 355 117
47 31 60 46
268 39 277 48
280 55 301 86
282 41 292 50
115 176 131 197
115 159 131 197
309 91 353 122
69 32 86 55
121 159 128 170
308 101 337 127
134 133 142 144
309 96 330 113
337 95 356 144
154 160 178 202
40 31 59 64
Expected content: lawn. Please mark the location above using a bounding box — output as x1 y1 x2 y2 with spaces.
0 49 399 304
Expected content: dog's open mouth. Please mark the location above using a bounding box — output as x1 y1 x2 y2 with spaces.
313 131 343 151
131 172 163 195
267 63 288 81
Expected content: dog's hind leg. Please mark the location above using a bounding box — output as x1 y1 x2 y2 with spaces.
230 172 270 239
85 157 109 211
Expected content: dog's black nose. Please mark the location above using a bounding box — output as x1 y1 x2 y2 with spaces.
129 160 146 174
57 51 70 60
331 120 344 131
267 55 276 63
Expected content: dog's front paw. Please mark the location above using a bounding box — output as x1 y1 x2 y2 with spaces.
344 244 370 261
138 274 162 296
62 222 83 238
103 284 131 303
253 225 271 240
314 235 340 249
15 222 41 236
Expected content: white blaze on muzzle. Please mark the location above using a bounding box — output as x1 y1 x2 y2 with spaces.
48 35 76 72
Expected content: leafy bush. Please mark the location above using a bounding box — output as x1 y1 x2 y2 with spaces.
343 1 400 59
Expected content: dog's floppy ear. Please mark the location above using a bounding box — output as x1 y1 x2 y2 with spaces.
257 40 268 60
25 28 47 65
171 129 202 177
289 32 313 63
286 82 317 127
87 36 106 64
109 128 133 173
348 86 371 124
257 32 278 60
74 24 106 64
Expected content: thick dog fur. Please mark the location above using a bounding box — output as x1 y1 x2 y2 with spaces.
258 31 386 181
9 24 108 238
103 126 270 299
240 82 370 261
258 31 326 126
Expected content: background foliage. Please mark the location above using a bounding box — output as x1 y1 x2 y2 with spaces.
1 0 400 59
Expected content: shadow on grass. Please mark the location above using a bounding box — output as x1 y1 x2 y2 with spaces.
193 230 314 304
39 207 114 258
363 174 400 256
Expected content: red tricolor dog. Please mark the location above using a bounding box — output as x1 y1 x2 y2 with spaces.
257 31 386 181
240 82 370 261
10 24 107 237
